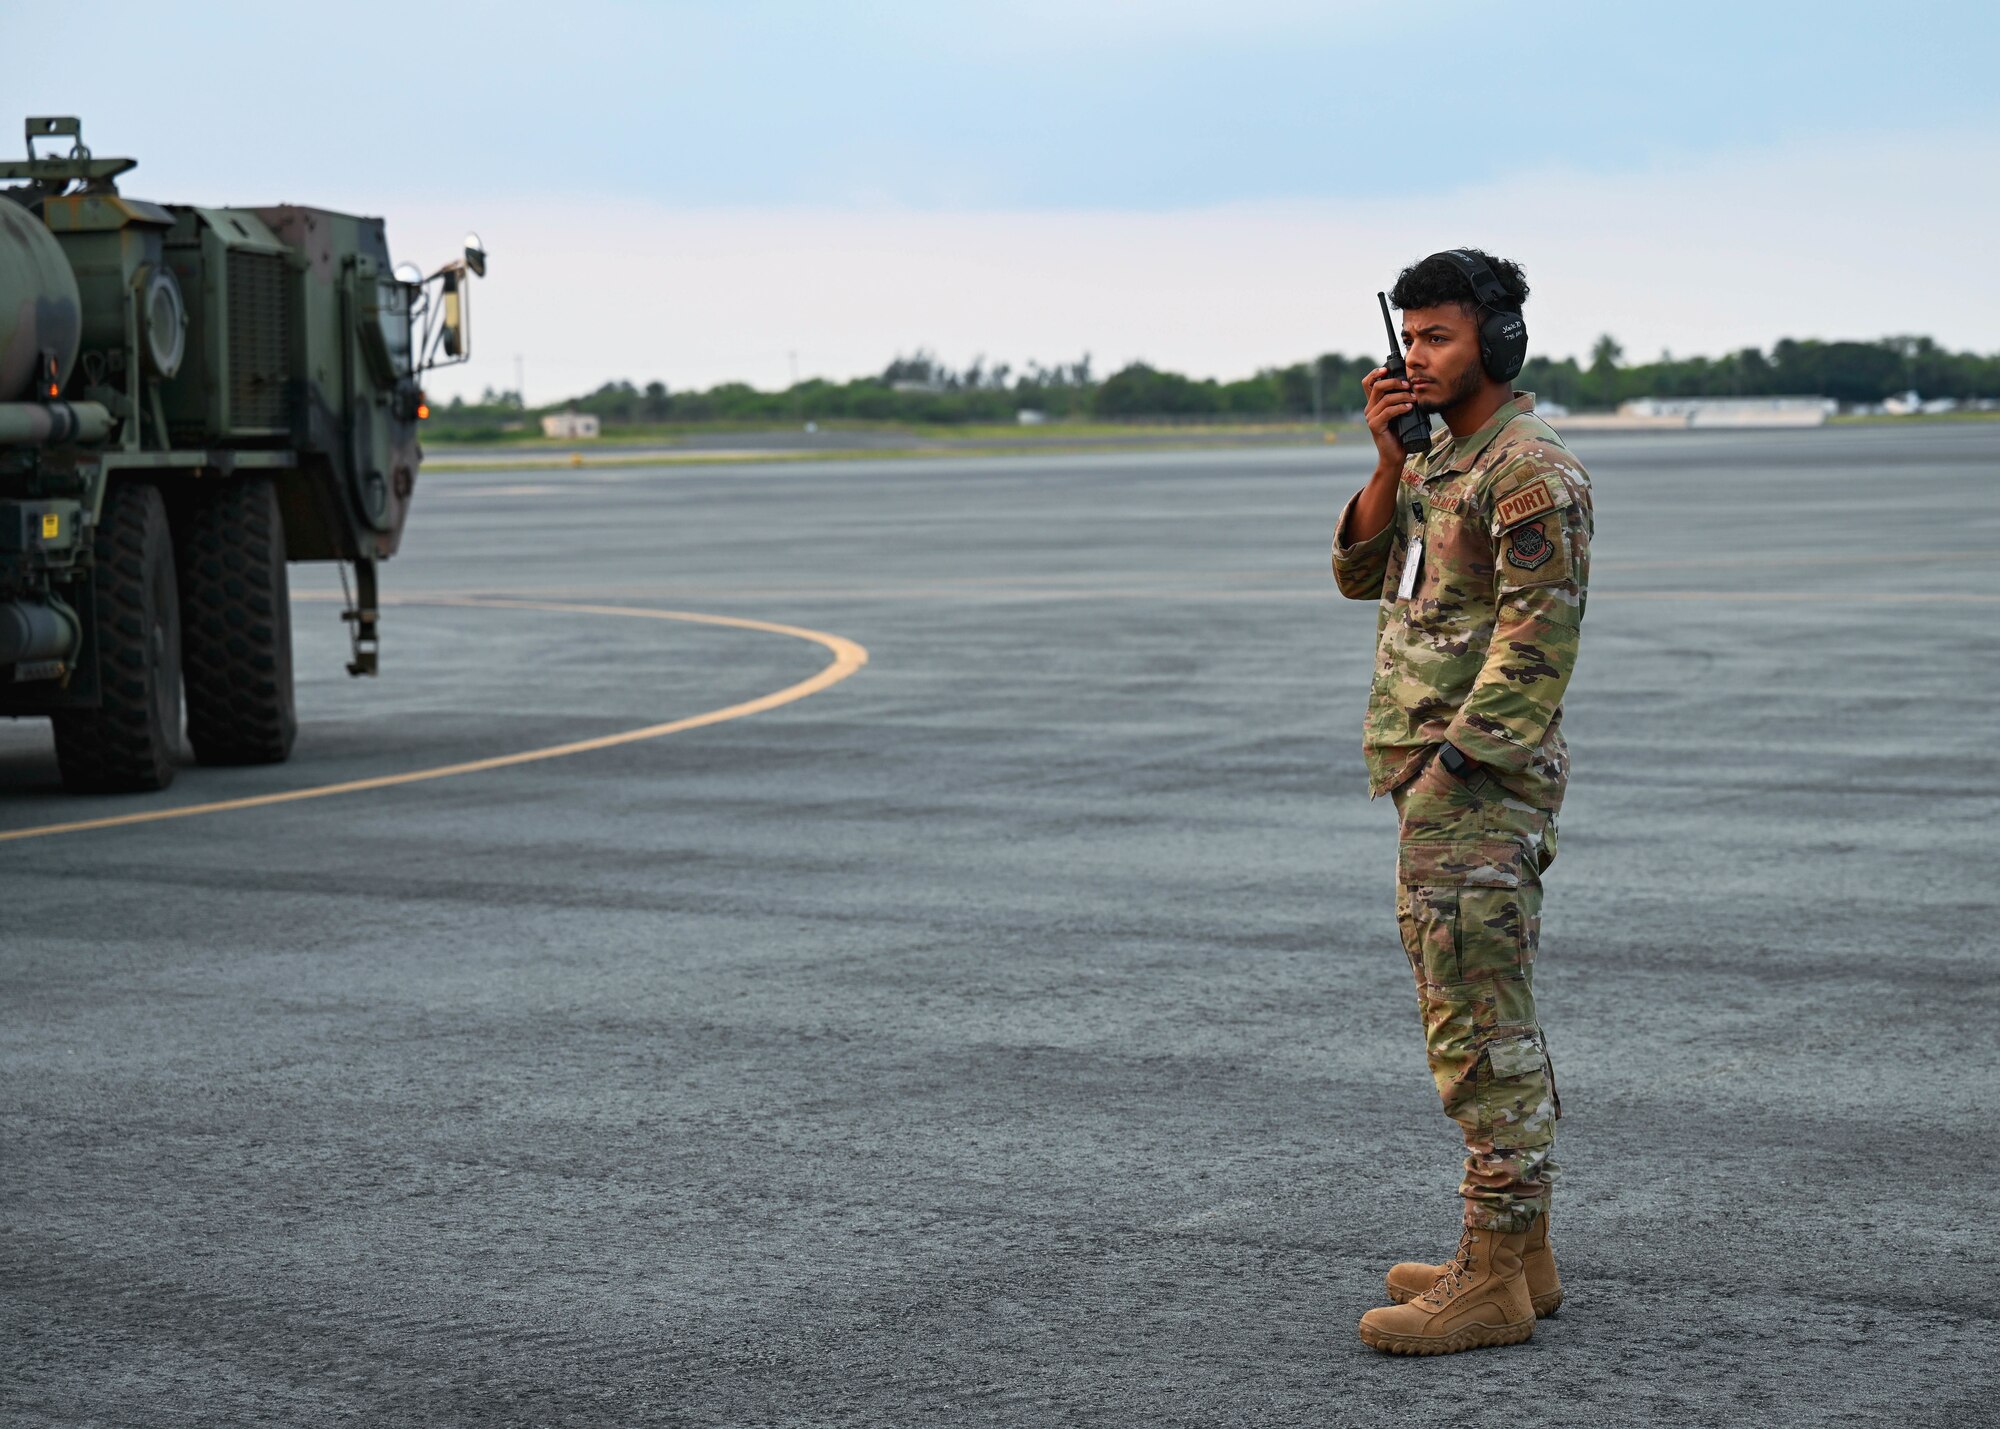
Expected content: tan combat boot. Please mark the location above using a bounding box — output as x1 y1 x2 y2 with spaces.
1384 1210 1562 1317
1358 1224 1535 1355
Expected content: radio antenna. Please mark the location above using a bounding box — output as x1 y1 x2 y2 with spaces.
1378 292 1402 354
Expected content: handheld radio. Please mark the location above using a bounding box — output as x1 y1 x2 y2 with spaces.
1377 292 1433 455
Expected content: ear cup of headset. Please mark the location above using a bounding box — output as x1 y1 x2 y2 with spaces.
1482 310 1528 382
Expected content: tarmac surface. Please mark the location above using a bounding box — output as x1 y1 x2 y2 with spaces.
3 423 1996 1426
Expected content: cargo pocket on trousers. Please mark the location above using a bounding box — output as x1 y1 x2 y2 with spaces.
1485 1033 1546 1082
1398 839 1528 888
1481 1031 1555 1142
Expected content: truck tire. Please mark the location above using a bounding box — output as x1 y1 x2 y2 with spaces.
178 476 297 765
52 481 184 792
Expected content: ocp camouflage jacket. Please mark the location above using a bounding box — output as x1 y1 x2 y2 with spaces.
1331 393 1592 809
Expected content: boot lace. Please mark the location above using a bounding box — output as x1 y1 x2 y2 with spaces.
1420 1227 1480 1307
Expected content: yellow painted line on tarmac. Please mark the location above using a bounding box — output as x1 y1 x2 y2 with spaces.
0 599 867 845
438 483 581 497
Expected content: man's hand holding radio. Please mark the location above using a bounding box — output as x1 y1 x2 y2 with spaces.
1349 367 1415 542
1363 366 1421 469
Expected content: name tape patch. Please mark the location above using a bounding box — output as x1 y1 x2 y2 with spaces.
1494 479 1557 528
1398 469 1467 513
1425 486 1465 514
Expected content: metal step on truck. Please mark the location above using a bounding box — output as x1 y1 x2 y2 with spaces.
0 116 484 791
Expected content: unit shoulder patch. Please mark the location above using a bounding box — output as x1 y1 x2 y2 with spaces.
1506 519 1556 570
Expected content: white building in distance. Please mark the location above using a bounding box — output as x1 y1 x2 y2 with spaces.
1619 396 1834 428
541 411 602 439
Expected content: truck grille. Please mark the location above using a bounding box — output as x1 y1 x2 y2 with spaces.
226 250 290 430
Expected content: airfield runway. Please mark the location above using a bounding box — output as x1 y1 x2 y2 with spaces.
3 423 1995 1426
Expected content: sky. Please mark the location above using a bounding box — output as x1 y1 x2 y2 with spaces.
7 0 1997 404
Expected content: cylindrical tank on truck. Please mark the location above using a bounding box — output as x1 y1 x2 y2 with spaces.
0 116 485 791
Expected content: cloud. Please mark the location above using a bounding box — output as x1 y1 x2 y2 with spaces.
401 129 2000 404
25 2 1998 213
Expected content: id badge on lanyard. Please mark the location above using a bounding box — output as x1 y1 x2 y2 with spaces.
1396 500 1425 601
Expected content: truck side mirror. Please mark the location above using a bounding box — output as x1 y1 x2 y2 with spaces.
440 272 468 359
463 231 487 279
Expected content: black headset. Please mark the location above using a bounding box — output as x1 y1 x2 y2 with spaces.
1432 249 1529 383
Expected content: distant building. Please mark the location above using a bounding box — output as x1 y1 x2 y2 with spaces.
541 411 601 439
1871 393 1968 416
1016 409 1047 425
1618 396 1834 428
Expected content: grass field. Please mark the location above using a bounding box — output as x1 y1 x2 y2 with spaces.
417 407 1996 468
422 417 1339 449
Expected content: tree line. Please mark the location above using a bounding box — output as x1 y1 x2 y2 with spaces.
433 335 2000 437
1524 334 1999 409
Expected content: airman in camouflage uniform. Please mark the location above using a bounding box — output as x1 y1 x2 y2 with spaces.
1333 392 1592 1237
1330 248 1593 1355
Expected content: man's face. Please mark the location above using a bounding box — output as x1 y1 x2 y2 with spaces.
1400 304 1487 416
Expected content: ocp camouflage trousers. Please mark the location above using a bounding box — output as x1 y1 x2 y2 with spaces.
1392 756 1562 1233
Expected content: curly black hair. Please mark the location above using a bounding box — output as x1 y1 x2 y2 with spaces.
1389 249 1529 315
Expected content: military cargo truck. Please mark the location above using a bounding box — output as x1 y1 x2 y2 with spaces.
0 117 483 791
